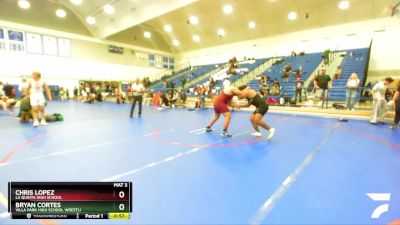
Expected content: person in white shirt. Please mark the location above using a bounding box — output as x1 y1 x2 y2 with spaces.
370 77 394 124
130 78 145 118
25 72 52 127
345 73 360 110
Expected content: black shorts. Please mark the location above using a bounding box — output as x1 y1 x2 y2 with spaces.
250 94 269 116
254 103 269 116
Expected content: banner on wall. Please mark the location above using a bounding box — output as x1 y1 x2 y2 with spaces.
43 35 58 56
26 33 42 54
58 38 71 57
0 29 4 39
7 30 25 52
8 30 24 42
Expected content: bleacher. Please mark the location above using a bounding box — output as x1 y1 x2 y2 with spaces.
329 48 369 102
228 58 268 84
151 64 216 91
150 67 191 90
246 53 323 96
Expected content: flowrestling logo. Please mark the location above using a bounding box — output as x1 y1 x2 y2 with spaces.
366 193 391 219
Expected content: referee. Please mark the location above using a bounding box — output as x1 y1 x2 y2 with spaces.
130 78 145 118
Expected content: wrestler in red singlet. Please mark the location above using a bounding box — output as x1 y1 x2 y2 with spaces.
205 86 242 137
213 91 234 114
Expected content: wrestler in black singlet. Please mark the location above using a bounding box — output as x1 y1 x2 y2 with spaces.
247 94 269 115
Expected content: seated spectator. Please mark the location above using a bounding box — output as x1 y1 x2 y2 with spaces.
270 83 280 96
0 96 15 115
19 96 32 123
291 50 297 57
3 83 14 98
334 66 342 80
158 92 170 110
177 89 187 106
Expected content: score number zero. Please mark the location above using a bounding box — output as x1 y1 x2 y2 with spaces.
114 182 129 212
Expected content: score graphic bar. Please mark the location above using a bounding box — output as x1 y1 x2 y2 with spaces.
8 182 132 220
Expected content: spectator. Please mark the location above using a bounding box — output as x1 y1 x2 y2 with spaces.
334 66 342 80
73 87 78 100
291 50 297 58
0 96 14 115
282 64 292 83
3 83 14 98
180 76 187 88
270 83 280 96
294 77 304 103
345 73 360 110
307 75 316 94
0 81 4 96
370 77 394 124
390 82 400 129
223 77 230 90
18 78 28 97
314 68 332 108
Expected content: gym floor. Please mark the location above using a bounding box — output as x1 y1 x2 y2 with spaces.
0 101 399 225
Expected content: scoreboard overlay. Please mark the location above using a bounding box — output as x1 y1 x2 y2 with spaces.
8 182 132 220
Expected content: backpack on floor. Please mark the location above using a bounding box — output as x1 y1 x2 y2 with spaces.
45 115 57 122
53 113 64 121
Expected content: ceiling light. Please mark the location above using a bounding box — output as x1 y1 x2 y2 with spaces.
189 16 199 25
104 4 115 14
172 39 180 46
338 0 350 10
18 0 30 9
70 0 82 5
86 16 96 25
223 4 233 14
193 35 200 42
249 21 256 29
288 11 298 20
217 28 225 37
144 31 151 39
56 9 67 18
164 24 172 32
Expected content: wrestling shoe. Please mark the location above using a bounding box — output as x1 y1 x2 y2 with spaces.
251 132 263 137
206 127 213 132
390 123 398 129
220 131 232 138
267 128 275 139
33 120 39 127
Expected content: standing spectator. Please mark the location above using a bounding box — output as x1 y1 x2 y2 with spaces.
25 72 52 127
334 66 342 80
282 64 292 83
314 69 332 108
294 77 304 104
73 87 78 100
345 73 360 110
370 77 394 124
130 78 144 118
180 76 187 89
390 82 400 129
